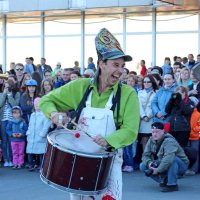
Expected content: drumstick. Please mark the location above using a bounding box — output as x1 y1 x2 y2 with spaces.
70 120 93 139
61 125 80 138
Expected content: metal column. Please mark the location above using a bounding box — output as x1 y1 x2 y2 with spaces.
152 8 156 67
2 14 6 72
123 9 126 53
80 11 85 75
41 12 45 58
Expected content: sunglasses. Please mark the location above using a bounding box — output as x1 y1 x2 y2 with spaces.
16 68 23 71
144 81 151 83
12 111 20 114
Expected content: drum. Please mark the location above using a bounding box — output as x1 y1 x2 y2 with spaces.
40 129 116 196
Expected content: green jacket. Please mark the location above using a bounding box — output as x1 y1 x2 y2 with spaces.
38 78 140 150
0 92 20 119
142 133 189 173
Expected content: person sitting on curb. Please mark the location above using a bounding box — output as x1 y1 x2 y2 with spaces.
140 122 189 192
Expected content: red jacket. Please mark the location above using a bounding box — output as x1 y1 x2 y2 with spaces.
140 66 147 77
189 108 200 140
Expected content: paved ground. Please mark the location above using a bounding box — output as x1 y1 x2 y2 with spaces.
0 166 200 200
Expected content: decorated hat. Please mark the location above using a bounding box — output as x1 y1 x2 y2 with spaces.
95 28 132 62
151 122 164 130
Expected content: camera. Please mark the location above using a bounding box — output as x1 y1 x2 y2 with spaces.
144 160 159 177
8 86 13 92
172 93 178 99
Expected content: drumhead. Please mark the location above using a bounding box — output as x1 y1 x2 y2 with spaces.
48 129 107 154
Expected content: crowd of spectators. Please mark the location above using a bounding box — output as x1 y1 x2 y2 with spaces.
0 54 199 183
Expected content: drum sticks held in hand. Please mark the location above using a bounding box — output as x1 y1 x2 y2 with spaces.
61 123 92 139
71 120 93 138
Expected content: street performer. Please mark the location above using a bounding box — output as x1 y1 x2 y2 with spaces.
39 28 140 200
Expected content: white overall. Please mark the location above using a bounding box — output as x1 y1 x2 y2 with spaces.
70 91 123 200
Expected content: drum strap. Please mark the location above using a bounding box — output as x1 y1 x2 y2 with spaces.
67 81 122 130
111 82 122 129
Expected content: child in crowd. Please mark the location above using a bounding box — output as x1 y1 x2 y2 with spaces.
20 79 39 124
26 97 51 171
6 106 27 168
185 100 200 175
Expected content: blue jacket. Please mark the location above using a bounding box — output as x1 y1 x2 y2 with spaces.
54 79 69 89
6 119 28 142
151 84 177 123
19 94 34 123
162 64 172 76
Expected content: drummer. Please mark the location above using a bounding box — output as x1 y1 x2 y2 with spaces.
39 28 140 200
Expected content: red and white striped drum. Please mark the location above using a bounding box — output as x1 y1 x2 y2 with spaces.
40 129 116 196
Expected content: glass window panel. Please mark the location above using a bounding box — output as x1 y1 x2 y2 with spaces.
7 21 41 36
157 13 198 32
45 18 81 35
126 34 152 73
7 38 40 68
85 15 123 34
156 33 198 66
126 15 152 32
45 36 81 70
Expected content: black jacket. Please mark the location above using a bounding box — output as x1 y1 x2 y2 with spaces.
165 97 194 132
188 82 200 100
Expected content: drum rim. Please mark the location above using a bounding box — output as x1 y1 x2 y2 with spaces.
40 174 106 195
47 132 116 158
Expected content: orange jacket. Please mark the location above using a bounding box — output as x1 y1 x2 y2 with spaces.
189 108 200 140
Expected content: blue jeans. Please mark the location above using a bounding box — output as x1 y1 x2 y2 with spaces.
140 156 188 185
0 120 12 162
123 141 137 166
189 140 200 173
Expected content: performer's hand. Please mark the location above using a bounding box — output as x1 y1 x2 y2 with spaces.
93 134 109 148
150 167 159 175
50 112 64 127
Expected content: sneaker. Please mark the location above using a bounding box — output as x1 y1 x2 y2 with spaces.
12 165 17 169
28 166 34 172
4 161 9 167
122 166 133 173
185 170 196 176
17 165 22 169
161 185 179 192
159 182 167 187
8 162 13 167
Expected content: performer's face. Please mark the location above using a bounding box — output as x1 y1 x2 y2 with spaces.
99 58 125 87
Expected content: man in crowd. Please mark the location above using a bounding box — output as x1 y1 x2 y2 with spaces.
37 57 52 79
140 122 189 192
54 68 73 88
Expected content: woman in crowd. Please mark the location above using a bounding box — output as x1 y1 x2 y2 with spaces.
40 79 54 97
134 75 143 93
186 100 200 175
151 73 177 124
165 86 195 147
178 67 192 88
20 79 39 124
0 79 20 167
162 57 172 76
138 75 158 151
